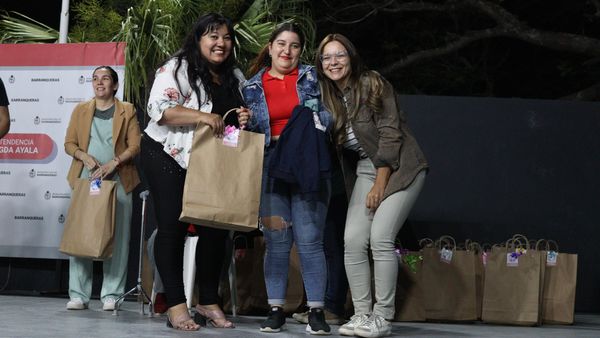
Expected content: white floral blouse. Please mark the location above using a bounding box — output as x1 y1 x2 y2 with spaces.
145 58 245 168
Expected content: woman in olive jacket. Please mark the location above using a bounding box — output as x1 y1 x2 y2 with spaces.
315 34 428 338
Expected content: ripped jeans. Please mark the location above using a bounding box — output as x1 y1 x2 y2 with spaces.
260 144 331 308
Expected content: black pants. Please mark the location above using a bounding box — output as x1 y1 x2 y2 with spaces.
141 135 227 307
193 225 228 305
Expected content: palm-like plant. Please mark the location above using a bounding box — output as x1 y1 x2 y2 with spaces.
114 0 183 110
116 0 316 109
0 11 63 43
1 0 316 110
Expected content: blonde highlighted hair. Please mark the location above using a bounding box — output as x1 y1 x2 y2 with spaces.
315 33 384 145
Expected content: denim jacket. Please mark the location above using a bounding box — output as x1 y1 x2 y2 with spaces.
242 64 331 147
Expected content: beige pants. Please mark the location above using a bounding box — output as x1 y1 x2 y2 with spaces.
344 158 426 319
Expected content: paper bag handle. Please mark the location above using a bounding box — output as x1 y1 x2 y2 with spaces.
418 238 434 248
436 235 456 251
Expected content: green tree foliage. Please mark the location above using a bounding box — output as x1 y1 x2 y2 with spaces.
70 0 123 42
0 0 317 107
115 0 316 108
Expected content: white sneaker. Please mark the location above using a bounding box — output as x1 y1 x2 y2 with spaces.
102 297 117 311
338 313 369 336
354 314 392 338
66 298 87 310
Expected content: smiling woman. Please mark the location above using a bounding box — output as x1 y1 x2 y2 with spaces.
63 65 141 312
241 23 334 335
140 12 247 332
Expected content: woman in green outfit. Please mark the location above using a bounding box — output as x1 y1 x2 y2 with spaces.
64 66 141 310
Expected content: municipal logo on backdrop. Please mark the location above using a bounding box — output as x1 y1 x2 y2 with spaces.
36 170 57 177
35 116 62 124
79 75 85 84
58 214 65 223
9 75 15 84
44 190 51 200
29 169 36 177
57 96 84 104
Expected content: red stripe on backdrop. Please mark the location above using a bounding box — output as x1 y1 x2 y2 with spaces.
0 42 126 66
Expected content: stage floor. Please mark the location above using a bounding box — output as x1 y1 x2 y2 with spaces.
2 295 600 337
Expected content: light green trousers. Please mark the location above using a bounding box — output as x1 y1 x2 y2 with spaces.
344 158 426 320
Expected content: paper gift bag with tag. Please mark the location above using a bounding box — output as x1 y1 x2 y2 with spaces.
394 250 426 322
221 236 305 315
466 240 485 320
482 235 545 326
539 240 578 324
180 110 265 232
421 236 478 321
59 178 116 259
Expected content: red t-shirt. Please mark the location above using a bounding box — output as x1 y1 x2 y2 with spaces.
262 67 299 137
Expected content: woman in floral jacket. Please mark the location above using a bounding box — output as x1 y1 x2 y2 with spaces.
141 13 247 331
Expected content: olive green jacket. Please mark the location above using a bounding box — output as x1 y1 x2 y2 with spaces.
339 75 428 201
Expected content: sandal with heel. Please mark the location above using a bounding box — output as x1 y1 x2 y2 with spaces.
166 304 200 331
194 304 234 328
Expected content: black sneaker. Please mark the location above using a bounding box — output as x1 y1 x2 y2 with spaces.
307 308 331 335
260 306 286 332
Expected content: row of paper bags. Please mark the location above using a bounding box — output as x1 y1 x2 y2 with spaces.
394 234 577 325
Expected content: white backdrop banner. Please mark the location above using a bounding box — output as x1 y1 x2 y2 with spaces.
0 43 126 258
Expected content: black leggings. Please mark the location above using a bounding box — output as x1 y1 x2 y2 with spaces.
141 135 228 307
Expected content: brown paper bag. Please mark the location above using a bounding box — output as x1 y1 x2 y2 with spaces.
540 240 578 324
59 178 116 259
466 240 485 320
221 236 268 315
482 236 545 326
421 236 478 322
221 236 305 315
394 251 426 322
180 118 265 232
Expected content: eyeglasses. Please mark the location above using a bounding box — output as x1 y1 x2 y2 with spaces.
320 51 348 64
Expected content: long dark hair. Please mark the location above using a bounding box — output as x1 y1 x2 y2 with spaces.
167 13 241 105
315 33 384 145
247 22 305 77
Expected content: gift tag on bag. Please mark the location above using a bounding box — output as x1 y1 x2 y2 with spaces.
223 125 240 147
440 248 453 263
546 250 558 266
90 178 101 195
506 252 520 267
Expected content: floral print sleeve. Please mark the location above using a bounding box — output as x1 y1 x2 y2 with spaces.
144 58 205 169
147 59 192 123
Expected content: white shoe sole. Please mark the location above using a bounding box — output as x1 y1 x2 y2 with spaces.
338 326 356 336
66 303 87 310
260 324 286 332
102 304 115 311
354 328 392 338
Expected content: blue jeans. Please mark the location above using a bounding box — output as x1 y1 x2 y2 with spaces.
261 144 331 308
